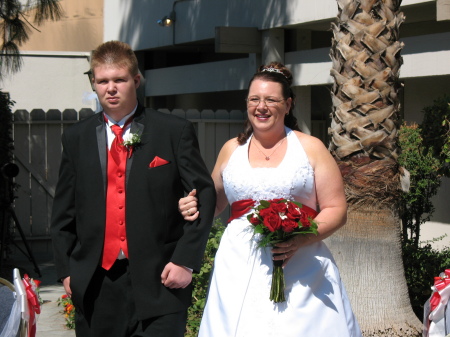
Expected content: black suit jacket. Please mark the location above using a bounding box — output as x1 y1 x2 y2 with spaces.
51 105 216 320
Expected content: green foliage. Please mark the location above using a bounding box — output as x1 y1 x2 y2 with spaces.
185 219 225 337
398 123 441 247
399 96 450 320
402 238 450 319
56 295 76 329
420 95 450 177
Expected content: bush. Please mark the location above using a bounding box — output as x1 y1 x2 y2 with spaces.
185 219 225 337
402 238 450 319
398 123 441 247
57 294 76 329
420 95 450 177
399 96 450 320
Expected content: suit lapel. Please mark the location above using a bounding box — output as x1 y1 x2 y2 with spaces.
96 113 107 195
126 106 145 186
97 105 146 190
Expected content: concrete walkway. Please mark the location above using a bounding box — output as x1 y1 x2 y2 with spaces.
37 284 75 337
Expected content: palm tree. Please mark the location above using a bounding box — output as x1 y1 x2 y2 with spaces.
0 0 62 77
327 0 421 335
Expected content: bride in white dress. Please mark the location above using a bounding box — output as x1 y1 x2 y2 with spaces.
179 62 362 337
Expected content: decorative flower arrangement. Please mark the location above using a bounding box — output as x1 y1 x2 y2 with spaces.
22 274 42 337
57 294 75 329
122 132 141 158
23 274 42 305
247 198 318 302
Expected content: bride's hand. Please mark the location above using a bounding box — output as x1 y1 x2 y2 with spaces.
178 189 199 221
271 234 311 267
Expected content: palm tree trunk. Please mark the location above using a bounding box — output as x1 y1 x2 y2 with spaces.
326 205 421 335
328 0 422 335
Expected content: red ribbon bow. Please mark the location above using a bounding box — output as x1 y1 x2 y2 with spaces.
429 269 450 312
23 274 41 337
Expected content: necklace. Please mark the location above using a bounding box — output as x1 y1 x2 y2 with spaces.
252 136 286 161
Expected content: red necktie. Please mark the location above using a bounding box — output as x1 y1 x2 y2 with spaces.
110 124 126 164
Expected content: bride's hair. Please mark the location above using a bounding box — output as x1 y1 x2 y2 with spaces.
237 62 300 145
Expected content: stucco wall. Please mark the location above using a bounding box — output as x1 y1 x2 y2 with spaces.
20 0 103 52
1 52 96 111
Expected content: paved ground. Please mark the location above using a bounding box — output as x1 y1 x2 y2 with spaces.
37 284 75 337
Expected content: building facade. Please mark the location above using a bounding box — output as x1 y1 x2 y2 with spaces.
3 0 449 249
105 0 450 233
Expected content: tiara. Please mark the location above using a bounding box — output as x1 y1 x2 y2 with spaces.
262 67 287 78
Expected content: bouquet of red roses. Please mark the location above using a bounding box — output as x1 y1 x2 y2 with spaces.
247 198 318 303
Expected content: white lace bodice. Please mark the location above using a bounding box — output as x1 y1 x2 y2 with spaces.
223 127 317 210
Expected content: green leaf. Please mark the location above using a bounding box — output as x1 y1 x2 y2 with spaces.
254 224 265 234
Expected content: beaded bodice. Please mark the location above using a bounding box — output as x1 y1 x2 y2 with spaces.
223 127 317 210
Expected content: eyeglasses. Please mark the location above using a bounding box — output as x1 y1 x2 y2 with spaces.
245 98 285 107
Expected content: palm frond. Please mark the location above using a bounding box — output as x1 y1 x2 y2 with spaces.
0 41 22 75
7 16 31 45
33 0 63 25
0 0 22 19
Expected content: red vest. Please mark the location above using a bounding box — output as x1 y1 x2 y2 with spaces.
101 127 129 270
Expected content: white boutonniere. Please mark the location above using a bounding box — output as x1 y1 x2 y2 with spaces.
122 133 141 158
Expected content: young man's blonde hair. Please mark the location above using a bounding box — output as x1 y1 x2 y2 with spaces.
90 40 139 77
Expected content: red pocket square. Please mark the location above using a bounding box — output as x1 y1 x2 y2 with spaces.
149 156 170 168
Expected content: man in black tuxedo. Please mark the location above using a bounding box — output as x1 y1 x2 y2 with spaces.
51 41 216 336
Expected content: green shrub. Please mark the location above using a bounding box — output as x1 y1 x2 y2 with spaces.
402 237 450 319
399 96 450 320
185 218 225 337
398 123 441 247
420 96 450 177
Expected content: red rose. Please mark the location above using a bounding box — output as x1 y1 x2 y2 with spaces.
282 218 298 232
249 214 261 226
286 202 301 221
261 209 282 232
270 198 285 203
259 207 275 218
271 200 287 214
299 210 311 227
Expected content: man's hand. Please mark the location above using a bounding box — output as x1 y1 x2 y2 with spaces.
62 276 72 297
161 262 192 289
